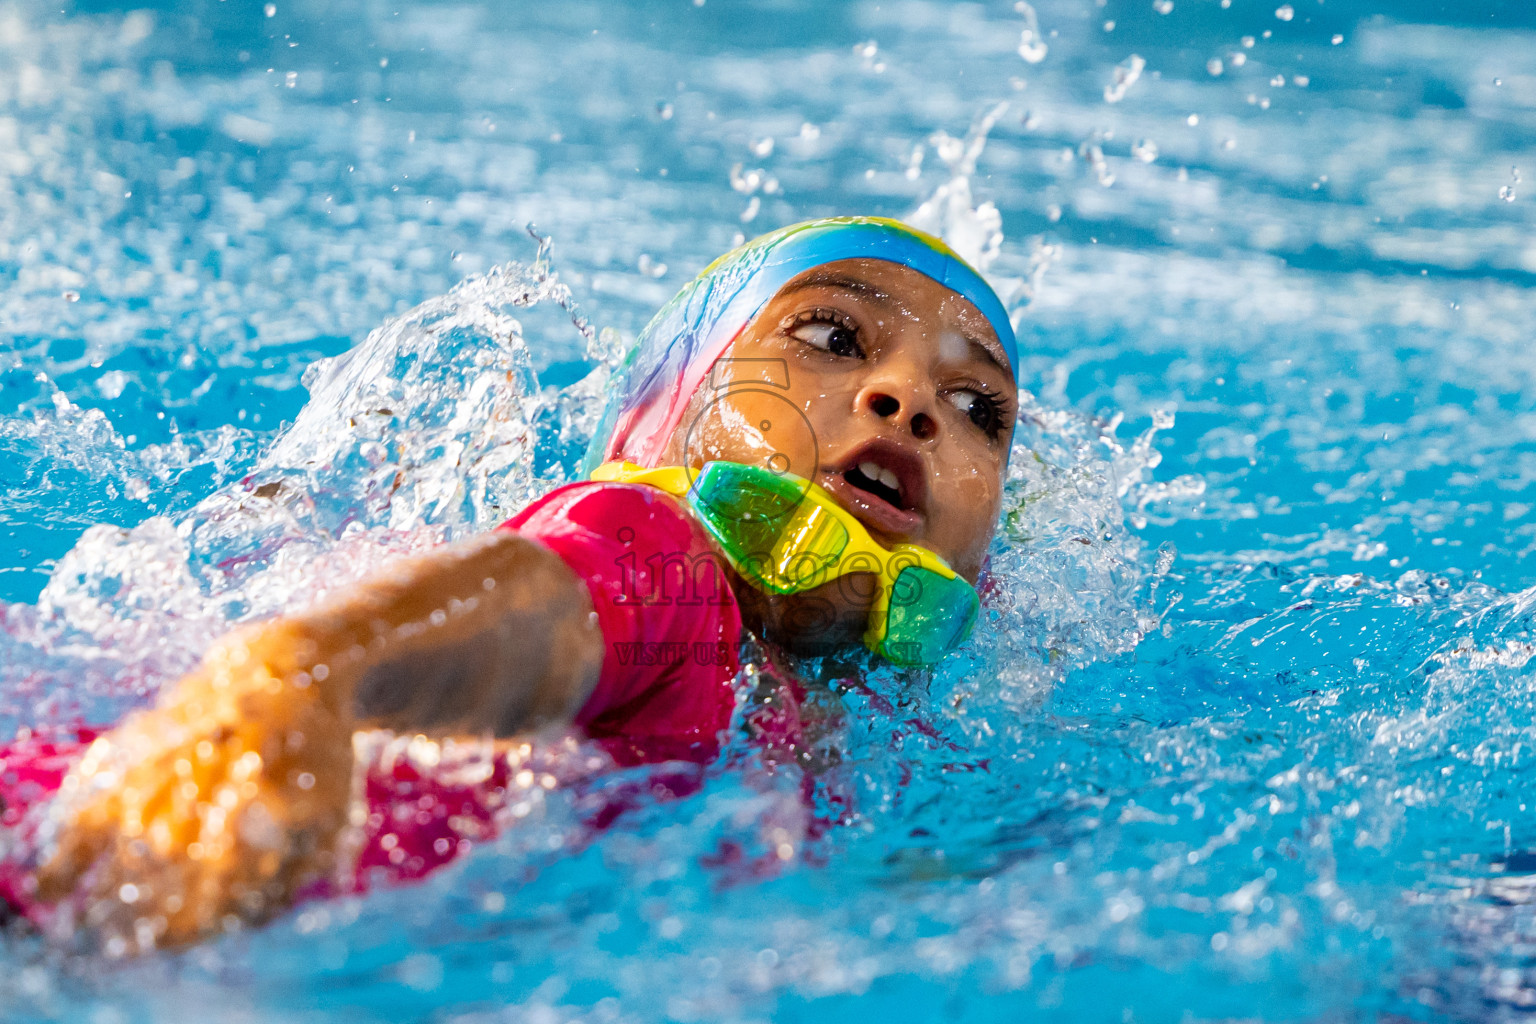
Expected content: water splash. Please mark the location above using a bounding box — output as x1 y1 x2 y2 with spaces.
2 256 601 730
907 102 1008 271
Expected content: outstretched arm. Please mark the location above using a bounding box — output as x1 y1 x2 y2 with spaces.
29 530 603 952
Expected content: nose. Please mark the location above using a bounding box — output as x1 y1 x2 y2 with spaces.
857 382 938 442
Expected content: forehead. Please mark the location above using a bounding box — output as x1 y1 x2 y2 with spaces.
764 257 1011 376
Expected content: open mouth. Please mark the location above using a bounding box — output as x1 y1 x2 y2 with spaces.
844 460 907 511
824 439 929 538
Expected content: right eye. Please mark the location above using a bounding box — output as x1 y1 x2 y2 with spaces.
788 312 863 359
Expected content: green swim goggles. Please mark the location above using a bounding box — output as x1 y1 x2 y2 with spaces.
591 460 980 666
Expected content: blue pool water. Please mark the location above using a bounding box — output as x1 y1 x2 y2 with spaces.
3 0 1536 1019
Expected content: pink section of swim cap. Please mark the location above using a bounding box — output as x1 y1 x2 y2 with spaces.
603 323 749 468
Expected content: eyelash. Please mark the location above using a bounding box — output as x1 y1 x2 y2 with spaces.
784 308 864 357
951 383 1010 440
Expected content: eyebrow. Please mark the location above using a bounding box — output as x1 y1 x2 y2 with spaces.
776 272 1014 383
775 271 889 304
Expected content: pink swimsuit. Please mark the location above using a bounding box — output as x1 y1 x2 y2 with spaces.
0 481 783 916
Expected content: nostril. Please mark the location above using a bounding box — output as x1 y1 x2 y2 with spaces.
910 412 937 441
868 393 900 417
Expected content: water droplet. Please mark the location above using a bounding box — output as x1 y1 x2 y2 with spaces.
1016 2 1048 63
1104 53 1146 103
1079 137 1116 186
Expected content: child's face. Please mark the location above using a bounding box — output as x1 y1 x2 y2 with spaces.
664 257 1017 582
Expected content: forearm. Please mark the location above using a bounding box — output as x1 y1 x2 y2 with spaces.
328 530 604 736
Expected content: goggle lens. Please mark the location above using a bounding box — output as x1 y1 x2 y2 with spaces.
879 566 981 666
693 462 852 593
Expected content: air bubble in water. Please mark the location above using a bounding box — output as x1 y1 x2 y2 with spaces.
1153 0 1173 14
263 3 275 15
1275 4 1294 20
750 136 774 158
1015 2 1048 63
1104 54 1146 103
1132 138 1159 163
1207 58 1223 76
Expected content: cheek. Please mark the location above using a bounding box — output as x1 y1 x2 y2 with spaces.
931 458 1004 572
677 390 822 478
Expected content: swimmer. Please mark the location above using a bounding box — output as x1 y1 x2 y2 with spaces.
1 216 1020 951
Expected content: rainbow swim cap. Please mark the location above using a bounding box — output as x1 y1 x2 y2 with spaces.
588 216 1018 471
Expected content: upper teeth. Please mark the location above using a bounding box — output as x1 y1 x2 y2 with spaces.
859 460 901 493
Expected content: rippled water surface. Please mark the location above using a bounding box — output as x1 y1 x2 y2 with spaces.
3 0 1536 1020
